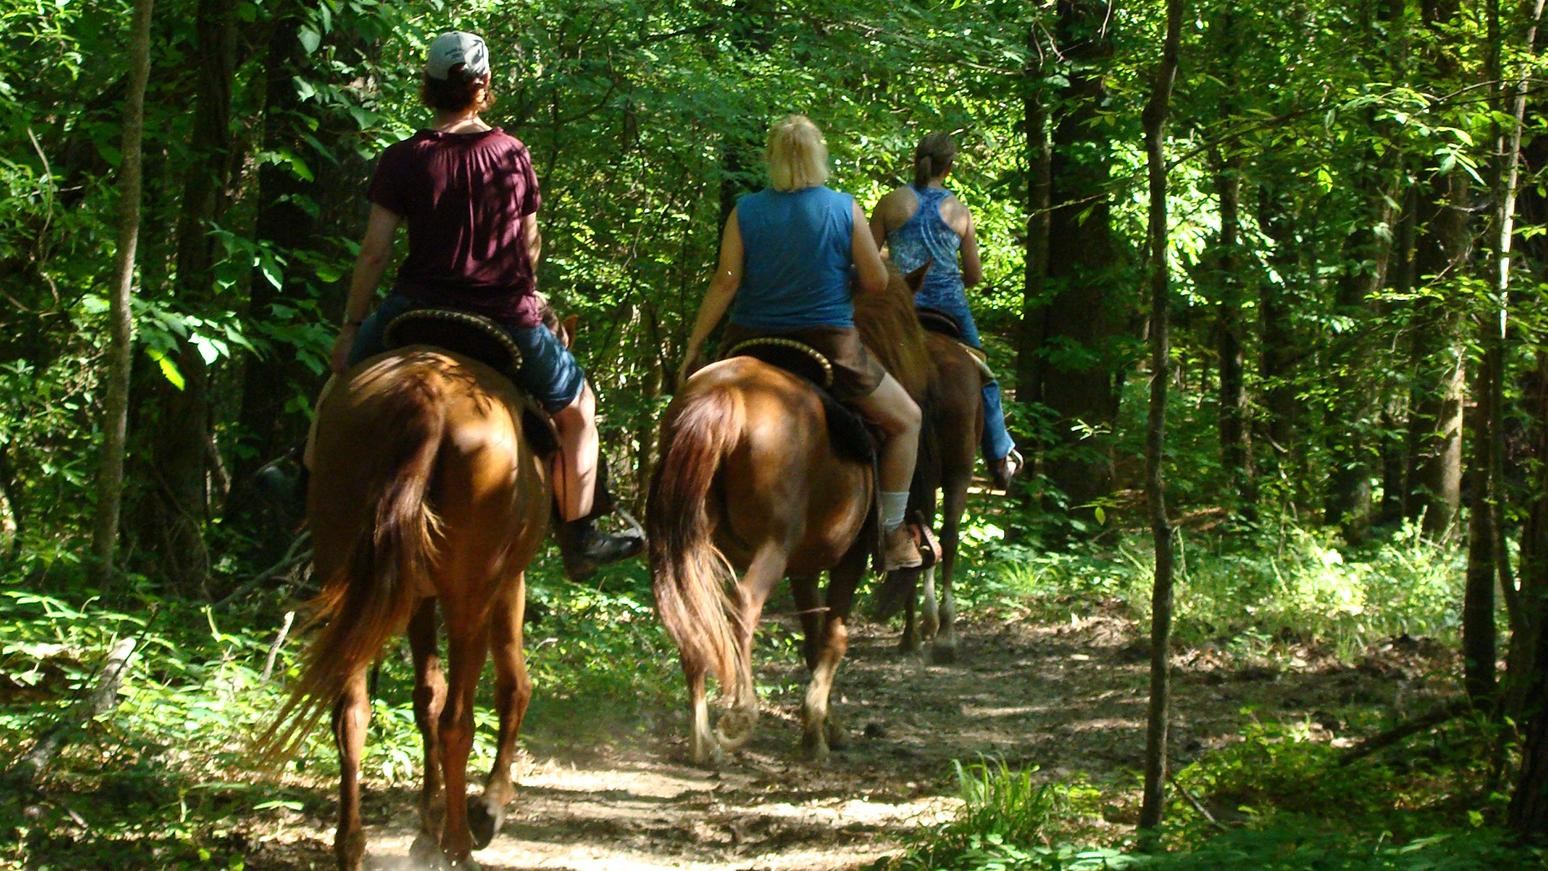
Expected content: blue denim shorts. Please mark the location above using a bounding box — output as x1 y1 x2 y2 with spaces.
349 293 586 412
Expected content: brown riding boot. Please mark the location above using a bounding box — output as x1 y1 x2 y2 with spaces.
882 524 924 571
553 459 645 581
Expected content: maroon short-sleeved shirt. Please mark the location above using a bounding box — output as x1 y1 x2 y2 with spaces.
367 128 543 327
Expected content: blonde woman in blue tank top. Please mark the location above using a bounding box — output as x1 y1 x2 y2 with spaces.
678 114 928 571
870 132 1022 491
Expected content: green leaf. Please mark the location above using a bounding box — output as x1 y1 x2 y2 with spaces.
299 26 321 55
151 350 186 391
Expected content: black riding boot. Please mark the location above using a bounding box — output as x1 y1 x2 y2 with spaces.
554 460 645 581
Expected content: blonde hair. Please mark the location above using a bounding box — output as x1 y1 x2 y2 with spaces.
765 114 829 191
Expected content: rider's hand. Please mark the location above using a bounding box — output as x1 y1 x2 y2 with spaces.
329 324 359 374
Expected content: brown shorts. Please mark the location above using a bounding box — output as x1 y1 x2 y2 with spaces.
720 323 886 401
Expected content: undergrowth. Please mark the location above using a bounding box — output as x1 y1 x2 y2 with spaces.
876 514 1536 870
954 518 1465 659
0 545 676 868
882 722 1540 870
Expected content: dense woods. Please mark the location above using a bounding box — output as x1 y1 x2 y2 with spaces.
6 0 1548 866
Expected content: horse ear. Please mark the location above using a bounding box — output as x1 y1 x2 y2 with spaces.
904 260 931 293
561 315 579 349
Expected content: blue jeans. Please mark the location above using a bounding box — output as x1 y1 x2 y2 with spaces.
914 290 1015 463
349 293 586 412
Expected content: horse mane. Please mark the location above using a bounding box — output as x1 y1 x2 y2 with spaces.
855 261 932 401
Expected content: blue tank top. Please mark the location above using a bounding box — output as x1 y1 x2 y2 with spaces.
886 185 964 310
729 186 855 330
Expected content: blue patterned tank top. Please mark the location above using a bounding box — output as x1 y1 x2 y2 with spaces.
886 185 964 310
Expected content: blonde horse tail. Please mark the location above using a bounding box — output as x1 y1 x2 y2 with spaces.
647 385 745 692
254 377 446 765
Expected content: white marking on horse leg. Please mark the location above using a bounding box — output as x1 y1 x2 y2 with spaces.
689 670 722 767
920 565 940 641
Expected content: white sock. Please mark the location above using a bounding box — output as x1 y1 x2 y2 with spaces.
881 491 909 532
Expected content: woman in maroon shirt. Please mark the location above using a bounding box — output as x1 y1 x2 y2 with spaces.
332 31 640 579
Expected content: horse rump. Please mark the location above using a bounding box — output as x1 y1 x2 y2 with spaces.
252 370 447 764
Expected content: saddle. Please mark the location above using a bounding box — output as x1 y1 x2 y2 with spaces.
915 307 996 384
723 336 939 572
382 306 559 458
722 336 874 464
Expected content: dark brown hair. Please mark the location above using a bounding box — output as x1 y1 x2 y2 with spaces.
913 132 957 188
420 65 494 113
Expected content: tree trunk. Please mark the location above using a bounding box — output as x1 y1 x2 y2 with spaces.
1322 180 1399 542
1405 0 1470 540
90 0 155 582
1207 12 1251 510
1510 345 1548 834
1212 146 1252 508
1016 23 1052 409
1027 0 1124 523
125 0 236 594
231 5 323 490
1139 0 1183 835
1256 184 1300 473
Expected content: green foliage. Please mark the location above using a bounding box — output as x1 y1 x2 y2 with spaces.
0 546 679 867
956 519 1464 659
883 721 1543 871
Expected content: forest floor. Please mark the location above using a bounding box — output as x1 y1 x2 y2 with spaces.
243 605 1458 870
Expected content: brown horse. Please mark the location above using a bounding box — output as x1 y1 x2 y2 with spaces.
649 264 929 765
256 347 550 870
886 331 984 663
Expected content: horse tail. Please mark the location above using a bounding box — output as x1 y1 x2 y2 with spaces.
647 385 745 690
254 377 446 764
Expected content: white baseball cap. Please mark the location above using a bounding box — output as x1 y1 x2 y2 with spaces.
425 31 489 80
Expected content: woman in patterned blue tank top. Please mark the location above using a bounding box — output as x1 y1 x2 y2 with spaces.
677 115 929 571
869 132 1022 492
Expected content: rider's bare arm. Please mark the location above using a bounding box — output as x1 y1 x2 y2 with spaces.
343 205 403 325
957 206 982 288
522 211 541 281
681 209 745 371
851 201 887 295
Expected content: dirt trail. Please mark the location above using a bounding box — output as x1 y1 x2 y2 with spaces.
252 610 1456 870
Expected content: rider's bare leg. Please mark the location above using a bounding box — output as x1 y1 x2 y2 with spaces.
852 373 920 496
549 381 599 522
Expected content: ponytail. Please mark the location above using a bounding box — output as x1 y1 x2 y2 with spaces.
911 131 957 188
913 153 935 188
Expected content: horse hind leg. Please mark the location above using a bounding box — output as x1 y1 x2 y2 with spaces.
406 601 448 863
469 575 533 850
436 610 491 868
930 477 970 665
792 576 823 672
920 565 940 642
687 665 725 767
332 668 371 871
714 545 783 753
803 546 864 763
898 568 924 655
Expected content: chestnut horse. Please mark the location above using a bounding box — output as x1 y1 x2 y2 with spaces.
884 331 984 663
649 264 929 765
256 347 550 870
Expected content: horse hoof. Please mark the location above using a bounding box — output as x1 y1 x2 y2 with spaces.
802 732 831 765
715 707 758 750
928 644 958 665
691 737 729 768
335 829 367 871
467 796 505 850
410 832 444 867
